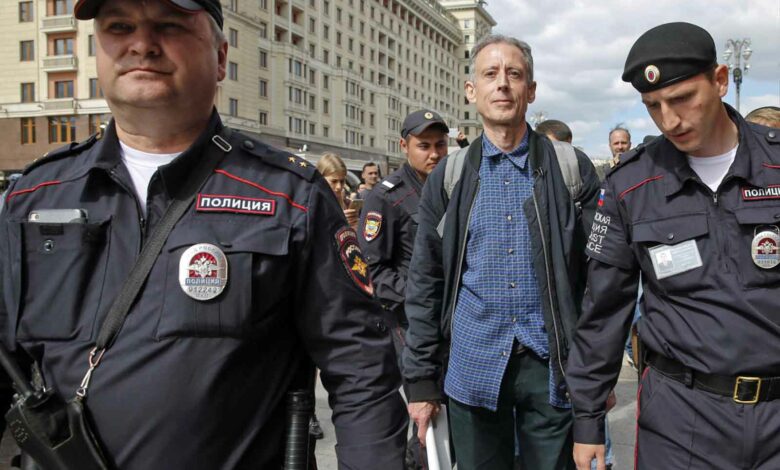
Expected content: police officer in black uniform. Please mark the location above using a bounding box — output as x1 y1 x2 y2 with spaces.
0 1 406 468
567 22 780 470
359 110 449 351
358 110 448 469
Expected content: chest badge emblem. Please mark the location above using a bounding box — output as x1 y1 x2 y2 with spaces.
179 243 229 300
751 226 780 269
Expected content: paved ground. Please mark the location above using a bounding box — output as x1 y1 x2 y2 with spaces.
314 360 639 469
0 361 637 469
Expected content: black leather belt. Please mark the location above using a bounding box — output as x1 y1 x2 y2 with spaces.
647 352 780 404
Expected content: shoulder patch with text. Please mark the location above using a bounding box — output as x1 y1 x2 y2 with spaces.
742 185 780 201
196 194 276 215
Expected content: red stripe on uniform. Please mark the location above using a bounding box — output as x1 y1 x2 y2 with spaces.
634 367 650 469
618 175 664 201
762 162 780 169
6 180 62 203
213 169 308 212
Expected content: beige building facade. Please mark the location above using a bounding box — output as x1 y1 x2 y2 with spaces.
0 0 494 181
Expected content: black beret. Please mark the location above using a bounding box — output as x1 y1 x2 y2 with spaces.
622 22 716 93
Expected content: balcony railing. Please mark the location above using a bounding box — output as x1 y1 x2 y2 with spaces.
42 55 78 71
41 15 76 32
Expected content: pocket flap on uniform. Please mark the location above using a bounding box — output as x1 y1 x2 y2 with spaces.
733 207 780 225
632 214 708 244
165 223 290 255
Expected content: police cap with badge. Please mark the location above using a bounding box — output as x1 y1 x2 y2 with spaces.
74 0 224 29
621 22 716 93
401 109 449 140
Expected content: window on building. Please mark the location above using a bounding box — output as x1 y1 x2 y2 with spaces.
308 43 315 58
229 28 238 47
53 37 74 55
323 126 329 137
336 7 342 22
48 116 76 143
323 99 329 114
323 75 329 89
19 2 33 22
336 55 341 67
88 35 96 56
259 111 268 125
88 114 109 135
323 0 329 15
309 18 316 33
259 49 268 67
20 40 34 61
323 25 329 40
21 118 35 144
309 69 316 85
309 123 315 135
229 98 238 116
55 80 74 98
309 95 316 111
259 22 267 39
259 79 268 97
322 49 329 64
228 62 238 80
228 0 238 10
89 78 103 98
464 50 469 59
53 0 74 15
20 83 34 103
336 32 341 46
259 0 268 10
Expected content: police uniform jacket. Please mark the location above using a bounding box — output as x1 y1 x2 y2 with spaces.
566 105 780 444
0 112 407 469
402 131 601 402
358 163 423 323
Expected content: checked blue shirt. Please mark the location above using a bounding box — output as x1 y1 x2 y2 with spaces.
444 128 568 411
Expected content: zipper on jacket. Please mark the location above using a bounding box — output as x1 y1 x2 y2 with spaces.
448 179 480 338
531 170 566 378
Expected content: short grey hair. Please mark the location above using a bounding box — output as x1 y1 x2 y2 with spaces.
469 34 534 84
609 125 631 142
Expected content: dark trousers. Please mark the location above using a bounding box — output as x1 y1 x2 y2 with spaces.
448 352 574 470
637 367 780 469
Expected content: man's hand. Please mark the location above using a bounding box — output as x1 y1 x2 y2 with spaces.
574 443 606 470
407 401 440 445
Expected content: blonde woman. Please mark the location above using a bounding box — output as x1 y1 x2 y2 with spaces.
316 153 359 230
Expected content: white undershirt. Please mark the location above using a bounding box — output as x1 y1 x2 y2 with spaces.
686 145 738 192
119 141 180 215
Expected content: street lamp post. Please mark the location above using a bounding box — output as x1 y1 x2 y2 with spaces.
723 38 752 113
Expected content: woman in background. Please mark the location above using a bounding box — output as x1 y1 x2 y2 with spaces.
316 153 359 230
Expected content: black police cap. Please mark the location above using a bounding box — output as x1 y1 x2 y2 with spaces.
622 22 716 93
74 0 224 30
401 110 449 139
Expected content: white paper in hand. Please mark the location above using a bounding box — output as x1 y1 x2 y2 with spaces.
425 404 453 470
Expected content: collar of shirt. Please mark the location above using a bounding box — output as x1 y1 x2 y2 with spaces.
481 124 531 170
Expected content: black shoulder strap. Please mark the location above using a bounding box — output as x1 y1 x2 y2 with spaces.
76 129 233 399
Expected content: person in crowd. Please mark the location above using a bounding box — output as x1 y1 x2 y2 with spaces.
0 1 407 468
568 22 780 470
745 106 780 129
359 162 381 198
359 109 449 468
317 152 359 230
535 119 573 143
402 34 600 470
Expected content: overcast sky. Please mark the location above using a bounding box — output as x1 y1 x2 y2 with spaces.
482 0 780 158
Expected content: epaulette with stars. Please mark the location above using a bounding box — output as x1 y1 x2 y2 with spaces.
23 133 100 175
232 134 317 182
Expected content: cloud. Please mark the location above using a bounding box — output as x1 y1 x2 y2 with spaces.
486 0 780 157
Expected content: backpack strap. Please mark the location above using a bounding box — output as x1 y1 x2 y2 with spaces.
443 145 470 199
551 140 582 198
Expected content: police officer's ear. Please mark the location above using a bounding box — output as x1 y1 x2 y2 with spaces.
216 39 228 82
400 136 410 156
712 64 730 99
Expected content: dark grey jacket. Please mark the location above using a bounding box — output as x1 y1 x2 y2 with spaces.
402 130 601 402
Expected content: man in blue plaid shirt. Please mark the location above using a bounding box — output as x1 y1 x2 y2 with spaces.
402 35 600 469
